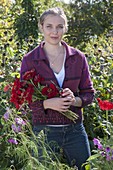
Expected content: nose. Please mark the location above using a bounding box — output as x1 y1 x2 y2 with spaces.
52 28 58 34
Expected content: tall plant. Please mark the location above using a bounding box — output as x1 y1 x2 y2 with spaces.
83 35 113 141
0 86 77 169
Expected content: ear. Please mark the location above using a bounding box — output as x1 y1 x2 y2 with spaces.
38 23 43 33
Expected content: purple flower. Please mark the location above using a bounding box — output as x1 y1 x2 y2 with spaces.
105 147 111 153
3 107 11 120
93 138 103 150
8 138 18 145
11 124 21 133
3 112 10 120
98 143 103 150
106 155 111 161
101 151 105 157
15 117 26 125
93 138 100 145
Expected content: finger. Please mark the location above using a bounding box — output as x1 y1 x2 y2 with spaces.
62 97 73 102
60 106 71 112
64 101 72 106
62 88 69 92
62 88 70 94
62 91 70 97
62 91 74 98
60 107 70 112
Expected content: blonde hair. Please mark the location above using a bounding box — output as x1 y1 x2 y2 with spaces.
38 7 68 32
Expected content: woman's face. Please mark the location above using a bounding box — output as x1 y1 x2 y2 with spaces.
40 14 66 45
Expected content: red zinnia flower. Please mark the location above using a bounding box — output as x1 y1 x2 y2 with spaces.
24 84 34 103
10 78 34 109
97 98 113 110
22 69 36 80
33 74 44 85
41 83 59 98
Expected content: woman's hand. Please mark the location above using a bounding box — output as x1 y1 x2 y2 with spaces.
61 88 82 107
43 88 76 112
61 88 76 105
43 97 72 112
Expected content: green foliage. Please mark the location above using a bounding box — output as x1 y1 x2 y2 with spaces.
65 0 113 48
85 134 113 170
0 0 113 168
84 35 113 98
0 105 76 169
13 0 39 45
83 35 113 140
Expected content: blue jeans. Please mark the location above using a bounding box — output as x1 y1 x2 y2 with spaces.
33 123 91 170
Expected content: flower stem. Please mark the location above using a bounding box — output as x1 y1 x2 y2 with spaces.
106 110 108 129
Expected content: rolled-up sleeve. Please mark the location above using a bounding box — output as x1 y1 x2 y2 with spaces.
78 55 95 107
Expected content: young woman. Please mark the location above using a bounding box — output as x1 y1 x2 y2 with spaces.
20 7 95 170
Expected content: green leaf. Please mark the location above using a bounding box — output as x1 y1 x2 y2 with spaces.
87 154 100 161
0 77 5 83
85 163 91 170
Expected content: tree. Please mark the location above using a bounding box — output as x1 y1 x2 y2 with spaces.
65 0 113 49
13 0 39 45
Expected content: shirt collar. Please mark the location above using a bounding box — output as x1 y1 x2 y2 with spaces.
32 40 77 61
61 41 77 58
32 41 47 61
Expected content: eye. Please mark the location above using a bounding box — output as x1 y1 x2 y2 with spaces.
46 25 52 28
59 25 63 28
57 25 64 29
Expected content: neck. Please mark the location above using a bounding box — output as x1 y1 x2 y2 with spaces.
43 41 64 66
44 41 62 55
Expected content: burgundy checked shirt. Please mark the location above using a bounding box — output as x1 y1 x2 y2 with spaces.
20 41 95 125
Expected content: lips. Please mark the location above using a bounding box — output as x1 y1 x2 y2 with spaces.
50 37 59 40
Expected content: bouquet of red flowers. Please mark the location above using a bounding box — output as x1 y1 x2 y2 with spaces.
10 69 78 122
